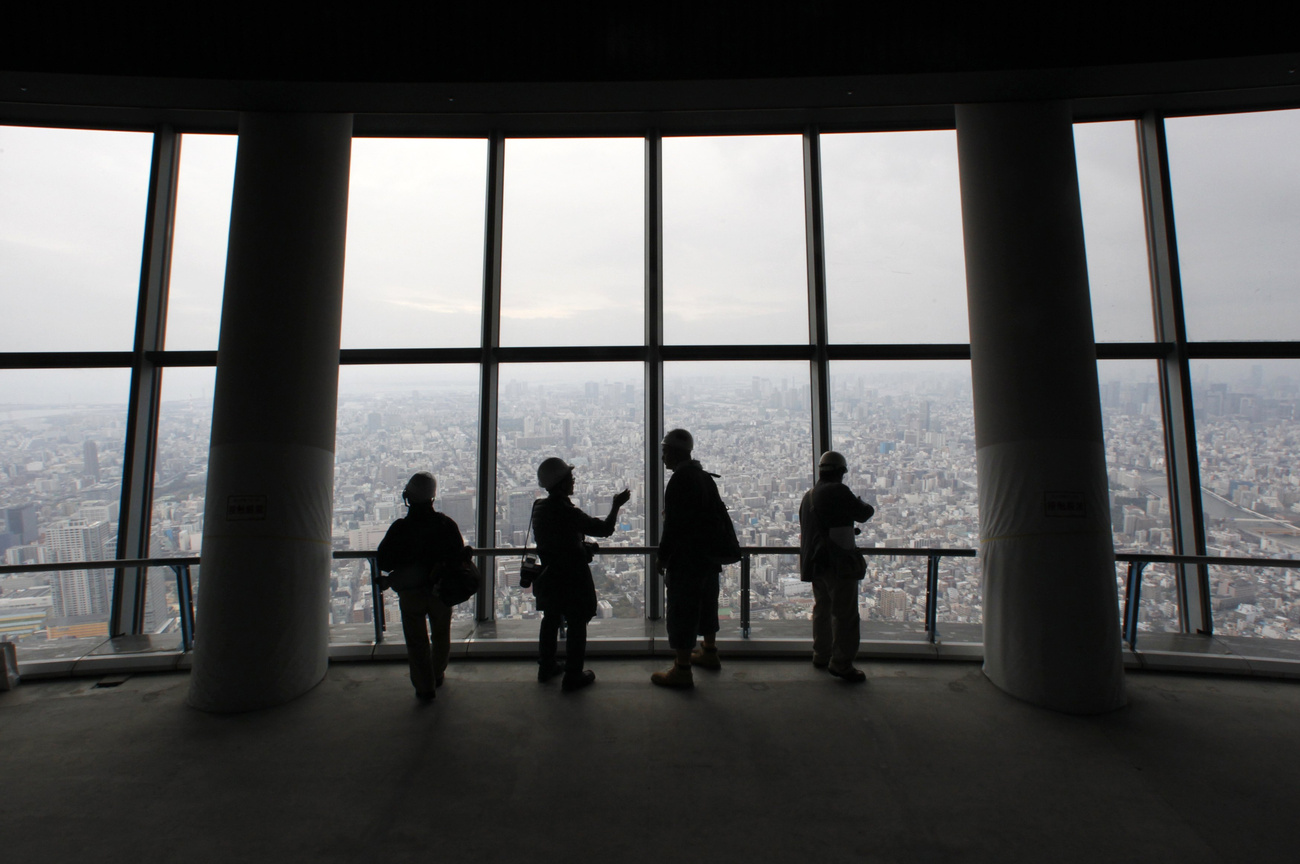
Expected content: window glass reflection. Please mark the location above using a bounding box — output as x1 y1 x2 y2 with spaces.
1166 109 1300 341
342 138 487 349
495 363 645 626
1074 121 1154 342
165 135 237 350
0 368 131 661
663 135 809 345
0 125 152 351
500 138 643 347
821 130 968 344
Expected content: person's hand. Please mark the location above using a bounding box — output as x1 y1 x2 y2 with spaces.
613 488 631 509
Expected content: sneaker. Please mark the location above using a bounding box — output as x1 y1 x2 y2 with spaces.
651 663 694 689
415 690 436 702
690 646 722 670
812 658 830 670
561 670 596 692
828 665 866 683
538 662 565 683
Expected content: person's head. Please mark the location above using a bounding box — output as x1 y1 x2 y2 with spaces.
661 428 694 469
403 471 436 506
537 456 574 494
818 450 848 480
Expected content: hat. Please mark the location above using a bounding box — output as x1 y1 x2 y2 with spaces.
661 428 694 453
818 451 848 472
404 471 436 504
537 457 574 490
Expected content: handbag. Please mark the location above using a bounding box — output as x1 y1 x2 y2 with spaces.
519 501 545 589
434 554 481 606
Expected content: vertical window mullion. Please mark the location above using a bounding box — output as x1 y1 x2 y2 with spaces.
113 125 179 637
476 132 505 622
1137 111 1212 634
804 125 832 465
645 130 665 620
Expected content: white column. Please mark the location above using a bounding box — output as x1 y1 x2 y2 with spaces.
956 101 1125 714
189 113 352 712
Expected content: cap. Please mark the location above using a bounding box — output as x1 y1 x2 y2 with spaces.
661 428 694 453
404 471 436 504
537 456 574 490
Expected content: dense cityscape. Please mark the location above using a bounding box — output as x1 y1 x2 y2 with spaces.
4 365 1300 660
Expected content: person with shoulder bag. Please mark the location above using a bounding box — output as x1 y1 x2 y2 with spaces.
531 456 630 692
377 471 468 701
651 428 736 689
799 451 875 684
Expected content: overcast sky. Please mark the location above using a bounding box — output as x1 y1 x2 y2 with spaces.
2 110 1298 404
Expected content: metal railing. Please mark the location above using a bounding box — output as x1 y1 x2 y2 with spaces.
0 556 200 651
8 547 1300 654
1114 552 1300 649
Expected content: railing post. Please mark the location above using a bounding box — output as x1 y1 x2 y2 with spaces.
369 556 384 644
1123 560 1148 649
926 555 940 644
173 563 195 653
740 552 751 639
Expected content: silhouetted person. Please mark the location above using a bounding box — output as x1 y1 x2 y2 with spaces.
652 429 725 689
378 471 467 701
799 451 875 683
531 457 631 692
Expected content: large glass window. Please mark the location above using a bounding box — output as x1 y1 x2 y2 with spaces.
0 369 131 660
1165 109 1300 341
500 138 643 347
164 135 237 350
663 135 809 345
821 130 968 344
495 363 645 631
1074 121 1155 342
342 138 487 349
0 125 153 352
1097 360 1172 553
331 365 481 640
829 360 980 631
665 361 812 636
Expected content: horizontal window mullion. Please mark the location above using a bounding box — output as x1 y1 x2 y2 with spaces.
0 351 135 369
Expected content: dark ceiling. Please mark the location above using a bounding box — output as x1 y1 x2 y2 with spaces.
8 4 1299 84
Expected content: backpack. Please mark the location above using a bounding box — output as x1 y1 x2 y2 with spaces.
434 555 481 606
705 476 742 566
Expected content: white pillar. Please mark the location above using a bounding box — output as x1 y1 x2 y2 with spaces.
189 113 352 712
956 101 1125 714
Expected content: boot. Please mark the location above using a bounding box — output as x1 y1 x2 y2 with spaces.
690 645 721 670
651 662 694 689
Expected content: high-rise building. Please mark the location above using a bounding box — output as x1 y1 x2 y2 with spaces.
83 439 100 480
43 518 113 618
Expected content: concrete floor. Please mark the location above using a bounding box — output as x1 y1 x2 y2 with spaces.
3 658 1299 864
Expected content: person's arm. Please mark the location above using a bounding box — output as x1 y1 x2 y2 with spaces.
376 520 406 572
834 484 875 523
573 489 630 538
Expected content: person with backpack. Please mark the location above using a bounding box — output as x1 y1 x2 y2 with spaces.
652 428 738 689
531 457 631 692
799 451 875 683
377 471 468 701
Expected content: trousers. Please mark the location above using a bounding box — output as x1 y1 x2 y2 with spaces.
665 566 721 651
539 608 589 674
397 588 452 695
811 575 861 669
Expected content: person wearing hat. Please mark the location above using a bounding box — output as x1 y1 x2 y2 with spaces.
799 451 876 683
531 456 631 692
652 428 727 689
377 471 468 701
